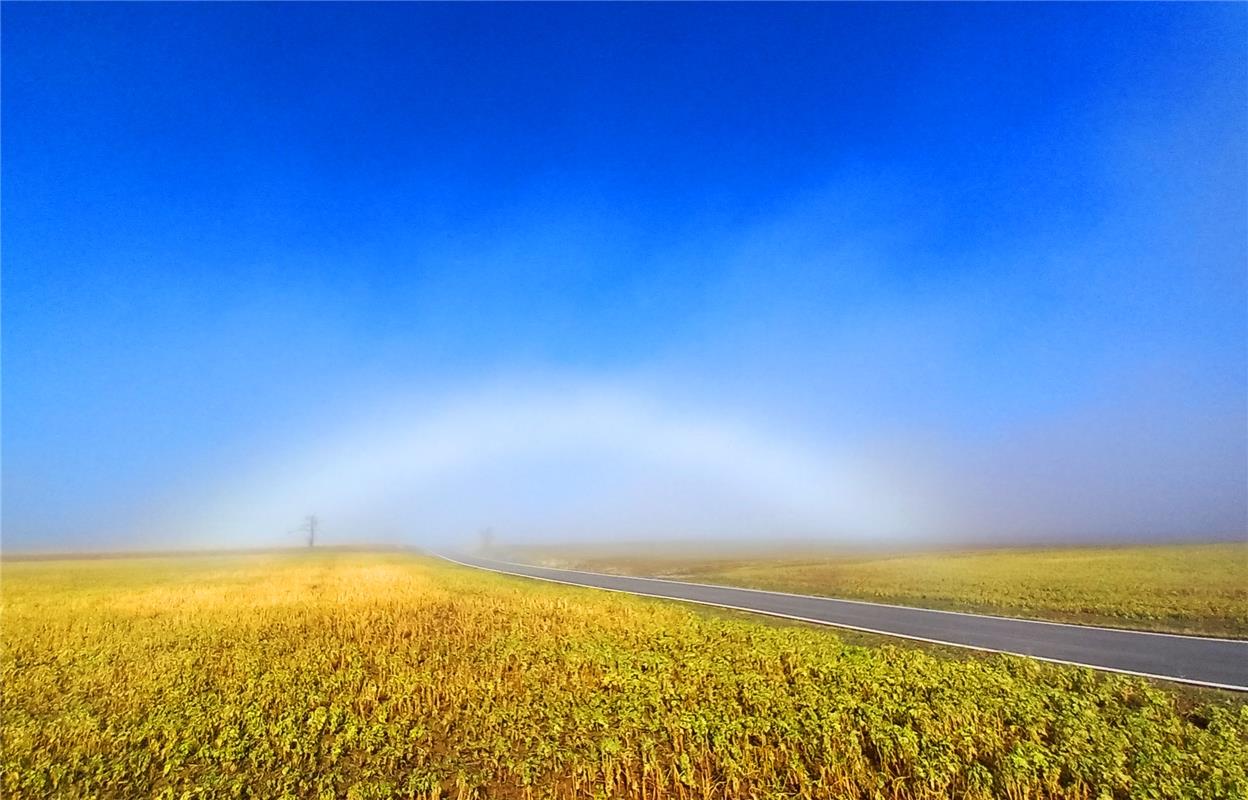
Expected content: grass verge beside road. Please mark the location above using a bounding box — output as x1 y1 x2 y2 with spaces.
509 541 1248 638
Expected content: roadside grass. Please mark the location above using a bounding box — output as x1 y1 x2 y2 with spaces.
687 604 1245 714
510 541 1248 638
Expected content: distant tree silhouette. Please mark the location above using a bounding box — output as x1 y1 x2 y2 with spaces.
294 515 318 548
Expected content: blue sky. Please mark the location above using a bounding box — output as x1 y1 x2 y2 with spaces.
3 4 1245 550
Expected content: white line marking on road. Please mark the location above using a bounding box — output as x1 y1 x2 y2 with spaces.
468 555 1246 642
433 553 1248 692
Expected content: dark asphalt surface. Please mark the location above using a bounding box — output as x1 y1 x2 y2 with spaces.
440 553 1248 690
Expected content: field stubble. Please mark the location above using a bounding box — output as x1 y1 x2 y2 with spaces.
2 552 1245 799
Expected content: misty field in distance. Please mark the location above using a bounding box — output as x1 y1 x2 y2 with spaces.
3 551 1246 799
511 542 1248 638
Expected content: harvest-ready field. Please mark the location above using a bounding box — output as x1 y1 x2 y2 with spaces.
2 551 1245 799
517 542 1248 638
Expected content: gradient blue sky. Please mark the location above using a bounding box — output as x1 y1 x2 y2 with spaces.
4 3 1245 550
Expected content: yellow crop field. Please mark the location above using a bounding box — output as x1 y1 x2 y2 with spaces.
2 551 1245 799
519 542 1248 638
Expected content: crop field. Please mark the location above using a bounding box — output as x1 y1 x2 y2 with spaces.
515 542 1248 638
2 551 1245 799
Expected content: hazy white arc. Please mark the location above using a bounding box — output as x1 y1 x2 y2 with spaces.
184 387 925 544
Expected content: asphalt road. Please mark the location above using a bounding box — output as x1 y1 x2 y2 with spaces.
439 553 1248 691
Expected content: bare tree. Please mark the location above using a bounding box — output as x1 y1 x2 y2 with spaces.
294 515 318 548
479 526 494 553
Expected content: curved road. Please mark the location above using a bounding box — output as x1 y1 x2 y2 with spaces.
438 553 1248 691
